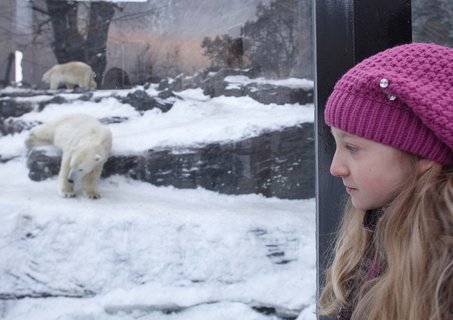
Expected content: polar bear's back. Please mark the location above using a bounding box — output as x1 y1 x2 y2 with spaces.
42 61 96 90
52 114 112 152
57 62 92 80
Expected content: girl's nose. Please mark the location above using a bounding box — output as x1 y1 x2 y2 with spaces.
330 151 348 177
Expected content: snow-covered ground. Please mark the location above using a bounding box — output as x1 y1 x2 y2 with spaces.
0 80 317 320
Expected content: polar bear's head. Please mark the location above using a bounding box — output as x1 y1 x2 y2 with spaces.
68 147 104 183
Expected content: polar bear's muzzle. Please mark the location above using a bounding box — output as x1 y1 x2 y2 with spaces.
68 170 79 184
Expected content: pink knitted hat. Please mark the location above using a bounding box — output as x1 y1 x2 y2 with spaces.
325 42 453 165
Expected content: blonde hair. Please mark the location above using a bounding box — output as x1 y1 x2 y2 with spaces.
319 162 453 319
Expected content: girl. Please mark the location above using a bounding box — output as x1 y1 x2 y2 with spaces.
319 42 452 319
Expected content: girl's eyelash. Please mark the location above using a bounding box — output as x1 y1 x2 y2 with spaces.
345 144 358 153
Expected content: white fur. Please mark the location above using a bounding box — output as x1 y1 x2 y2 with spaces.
42 61 97 90
26 114 112 199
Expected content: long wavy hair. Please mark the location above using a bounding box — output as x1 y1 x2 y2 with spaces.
319 162 453 320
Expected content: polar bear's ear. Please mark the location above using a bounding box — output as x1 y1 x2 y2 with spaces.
94 154 103 162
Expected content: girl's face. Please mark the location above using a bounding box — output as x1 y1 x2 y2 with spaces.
330 128 415 211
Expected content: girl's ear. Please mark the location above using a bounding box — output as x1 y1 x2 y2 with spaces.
416 158 435 175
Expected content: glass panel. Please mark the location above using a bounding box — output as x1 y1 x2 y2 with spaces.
0 0 315 319
412 0 453 46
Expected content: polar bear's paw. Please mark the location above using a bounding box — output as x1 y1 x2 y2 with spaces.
61 191 77 198
86 191 101 200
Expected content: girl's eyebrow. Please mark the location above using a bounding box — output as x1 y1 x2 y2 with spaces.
330 128 352 139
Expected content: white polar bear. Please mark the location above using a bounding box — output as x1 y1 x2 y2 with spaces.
25 114 112 199
42 61 97 90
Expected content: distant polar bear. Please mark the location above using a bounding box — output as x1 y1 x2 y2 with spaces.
25 114 112 199
42 61 97 90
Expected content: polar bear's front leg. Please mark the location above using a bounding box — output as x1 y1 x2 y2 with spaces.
49 76 60 90
58 154 76 198
82 164 103 199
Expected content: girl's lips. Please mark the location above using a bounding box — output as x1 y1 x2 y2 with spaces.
345 186 356 193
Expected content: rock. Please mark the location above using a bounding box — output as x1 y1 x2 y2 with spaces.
157 78 170 91
0 118 39 136
38 95 67 111
120 90 174 113
157 89 179 100
244 84 313 105
201 68 314 105
26 150 61 181
201 68 255 98
0 98 34 118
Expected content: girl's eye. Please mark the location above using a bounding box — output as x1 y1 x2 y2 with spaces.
345 144 358 153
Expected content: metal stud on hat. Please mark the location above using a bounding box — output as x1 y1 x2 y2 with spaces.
387 93 397 101
379 78 389 88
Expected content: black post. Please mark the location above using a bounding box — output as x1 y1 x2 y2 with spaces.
4 53 14 87
313 0 412 318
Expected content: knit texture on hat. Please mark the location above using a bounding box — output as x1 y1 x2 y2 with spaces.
325 42 453 165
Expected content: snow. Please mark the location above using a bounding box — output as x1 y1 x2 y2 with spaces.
0 83 317 320
224 76 314 90
75 0 148 2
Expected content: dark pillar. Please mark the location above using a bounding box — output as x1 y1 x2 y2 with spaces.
4 53 14 86
313 0 412 318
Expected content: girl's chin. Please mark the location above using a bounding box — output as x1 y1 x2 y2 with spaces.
350 197 371 212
